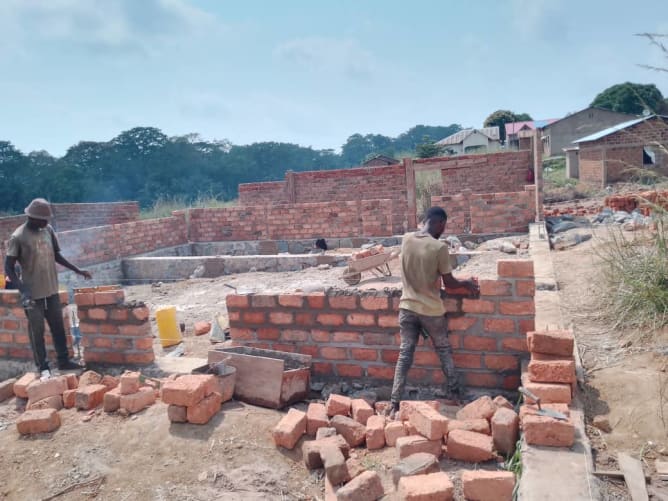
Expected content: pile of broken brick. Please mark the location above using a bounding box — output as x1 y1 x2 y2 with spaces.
0 370 229 435
273 393 518 500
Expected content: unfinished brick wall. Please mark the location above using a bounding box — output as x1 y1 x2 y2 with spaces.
184 200 393 242
605 146 642 182
431 186 535 234
225 260 535 391
578 148 604 186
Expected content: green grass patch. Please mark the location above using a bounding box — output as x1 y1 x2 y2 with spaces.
140 195 236 220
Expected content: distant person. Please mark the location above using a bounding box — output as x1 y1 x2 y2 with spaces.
5 198 92 379
314 238 328 252
526 167 535 183
387 207 479 417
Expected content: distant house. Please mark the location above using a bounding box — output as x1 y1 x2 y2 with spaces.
541 107 637 158
362 154 398 167
435 127 500 155
572 115 668 186
505 119 557 149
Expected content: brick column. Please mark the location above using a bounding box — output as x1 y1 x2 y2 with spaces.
404 158 417 230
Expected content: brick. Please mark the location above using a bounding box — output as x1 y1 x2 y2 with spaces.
446 430 494 462
168 404 187 423
447 419 490 435
385 420 408 446
522 379 572 404
397 472 454 501
194 321 211 335
177 385 216 422
161 375 212 407
26 376 67 403
501 337 528 352
226 295 249 308
396 435 443 459
269 312 294 325
391 452 440 486
360 296 388 310
331 415 366 447
100 375 118 391
78 370 102 387
499 300 535 316
527 330 574 357
74 292 95 306
272 408 307 449
378 314 399 328
16 408 61 435
405 421 419 435
491 408 519 455
343 457 365 483
118 323 151 337
519 403 570 420
302 435 350 469
0 378 16 403
94 290 124 305
449 316 477 331
493 396 514 410
463 336 497 351
497 260 534 278
131 306 150 321
306 293 326 309
88 308 108 320
120 387 156 414
479 279 512 296
399 400 440 421
27 395 63 411
522 413 575 447
306 402 329 436
516 280 535 297
485 354 519 371
103 387 121 412
368 365 398 380
13 373 38 399
75 384 108 410
65 373 78 390
278 294 304 307
456 396 497 421
528 353 576 383
462 470 515 501
124 352 155 365
462 299 495 314
335 470 384 501
346 313 375 326
351 399 374 425
322 444 348 486
409 402 449 440
326 394 351 417
316 427 337 440
110 308 129 321
242 311 265 324
365 415 385 450
63 389 77 409
251 295 276 308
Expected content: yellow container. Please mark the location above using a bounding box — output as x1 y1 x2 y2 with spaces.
0 275 5 289
156 306 182 347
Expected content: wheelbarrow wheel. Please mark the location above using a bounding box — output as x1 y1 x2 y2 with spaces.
342 267 362 286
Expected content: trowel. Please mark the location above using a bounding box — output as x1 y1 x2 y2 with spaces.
518 387 569 421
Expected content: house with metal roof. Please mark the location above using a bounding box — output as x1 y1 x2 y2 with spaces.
569 115 668 186
435 127 500 155
505 119 558 150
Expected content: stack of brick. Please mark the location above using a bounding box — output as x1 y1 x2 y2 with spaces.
162 375 222 424
520 330 576 447
271 393 517 500
103 371 156 414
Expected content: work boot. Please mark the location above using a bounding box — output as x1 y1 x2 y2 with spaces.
384 401 400 421
57 359 84 371
40 369 51 381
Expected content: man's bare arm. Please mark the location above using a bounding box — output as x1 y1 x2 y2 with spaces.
54 253 92 280
442 273 479 295
4 256 26 294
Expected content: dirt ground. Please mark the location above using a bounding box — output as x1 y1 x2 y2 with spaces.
551 227 668 500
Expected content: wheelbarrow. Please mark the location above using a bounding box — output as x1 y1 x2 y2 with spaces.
341 249 400 286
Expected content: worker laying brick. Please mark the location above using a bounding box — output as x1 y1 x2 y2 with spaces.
387 206 479 417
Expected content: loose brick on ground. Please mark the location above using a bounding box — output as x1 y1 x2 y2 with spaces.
527 330 574 357
75 384 108 410
491 408 519 455
446 430 494 463
103 387 121 412
0 378 16 403
13 373 38 399
316 427 337 439
366 415 386 450
194 321 211 335
405 421 419 435
343 458 365 483
16 408 60 435
162 375 212 407
522 414 575 447
306 402 329 436
462 470 515 501
335 470 384 501
168 404 187 423
322 444 348 486
27 395 63 411
385 420 408 446
100 375 119 391
187 391 223 425
120 371 141 395
273 408 307 449
120 387 155 414
302 435 350 469
326 394 351 417
65 373 78 390
409 402 449 440
493 395 513 410
331 415 366 447
396 435 443 459
456 396 497 421
521 377 572 404
528 353 576 383
397 472 454 501
351 398 374 425
391 452 440 486
447 419 490 435
77 370 102 387
26 376 67 403
63 389 77 409
399 400 440 421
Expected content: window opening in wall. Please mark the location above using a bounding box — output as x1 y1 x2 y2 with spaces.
643 146 656 166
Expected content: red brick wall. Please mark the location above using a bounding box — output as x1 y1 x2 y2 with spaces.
185 199 393 242
238 181 288 204
225 259 535 391
605 146 642 182
579 148 604 186
432 186 535 234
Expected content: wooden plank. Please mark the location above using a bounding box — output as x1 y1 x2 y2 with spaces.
593 470 650 481
618 452 649 501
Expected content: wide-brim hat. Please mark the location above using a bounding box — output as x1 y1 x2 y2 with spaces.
24 198 53 221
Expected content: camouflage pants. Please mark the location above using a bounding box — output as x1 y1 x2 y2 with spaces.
390 308 460 404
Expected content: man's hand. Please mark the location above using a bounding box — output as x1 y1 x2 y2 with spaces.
20 291 34 309
466 278 480 297
78 270 92 280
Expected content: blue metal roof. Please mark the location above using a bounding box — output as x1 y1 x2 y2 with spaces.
572 116 652 144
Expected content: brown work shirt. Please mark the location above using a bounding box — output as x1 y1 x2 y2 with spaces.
399 231 452 317
6 223 60 300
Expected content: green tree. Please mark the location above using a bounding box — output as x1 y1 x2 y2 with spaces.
483 110 534 142
415 135 444 158
591 82 667 115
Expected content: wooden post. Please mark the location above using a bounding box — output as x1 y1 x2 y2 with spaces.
404 158 417 230
533 130 543 222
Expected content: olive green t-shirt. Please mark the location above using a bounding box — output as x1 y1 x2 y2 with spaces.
399 231 452 317
6 223 60 300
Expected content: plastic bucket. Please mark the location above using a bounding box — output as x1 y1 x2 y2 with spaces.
155 305 182 347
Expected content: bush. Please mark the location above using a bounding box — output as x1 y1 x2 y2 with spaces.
140 195 235 220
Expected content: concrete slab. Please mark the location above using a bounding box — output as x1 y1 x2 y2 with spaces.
153 356 208 376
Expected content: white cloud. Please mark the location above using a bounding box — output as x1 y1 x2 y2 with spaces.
274 37 376 80
510 0 564 40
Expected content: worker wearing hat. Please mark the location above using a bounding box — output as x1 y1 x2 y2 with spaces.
5 198 92 379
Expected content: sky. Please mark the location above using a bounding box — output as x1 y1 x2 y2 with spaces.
1 0 667 157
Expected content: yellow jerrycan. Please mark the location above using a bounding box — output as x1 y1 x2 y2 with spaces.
155 305 182 347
